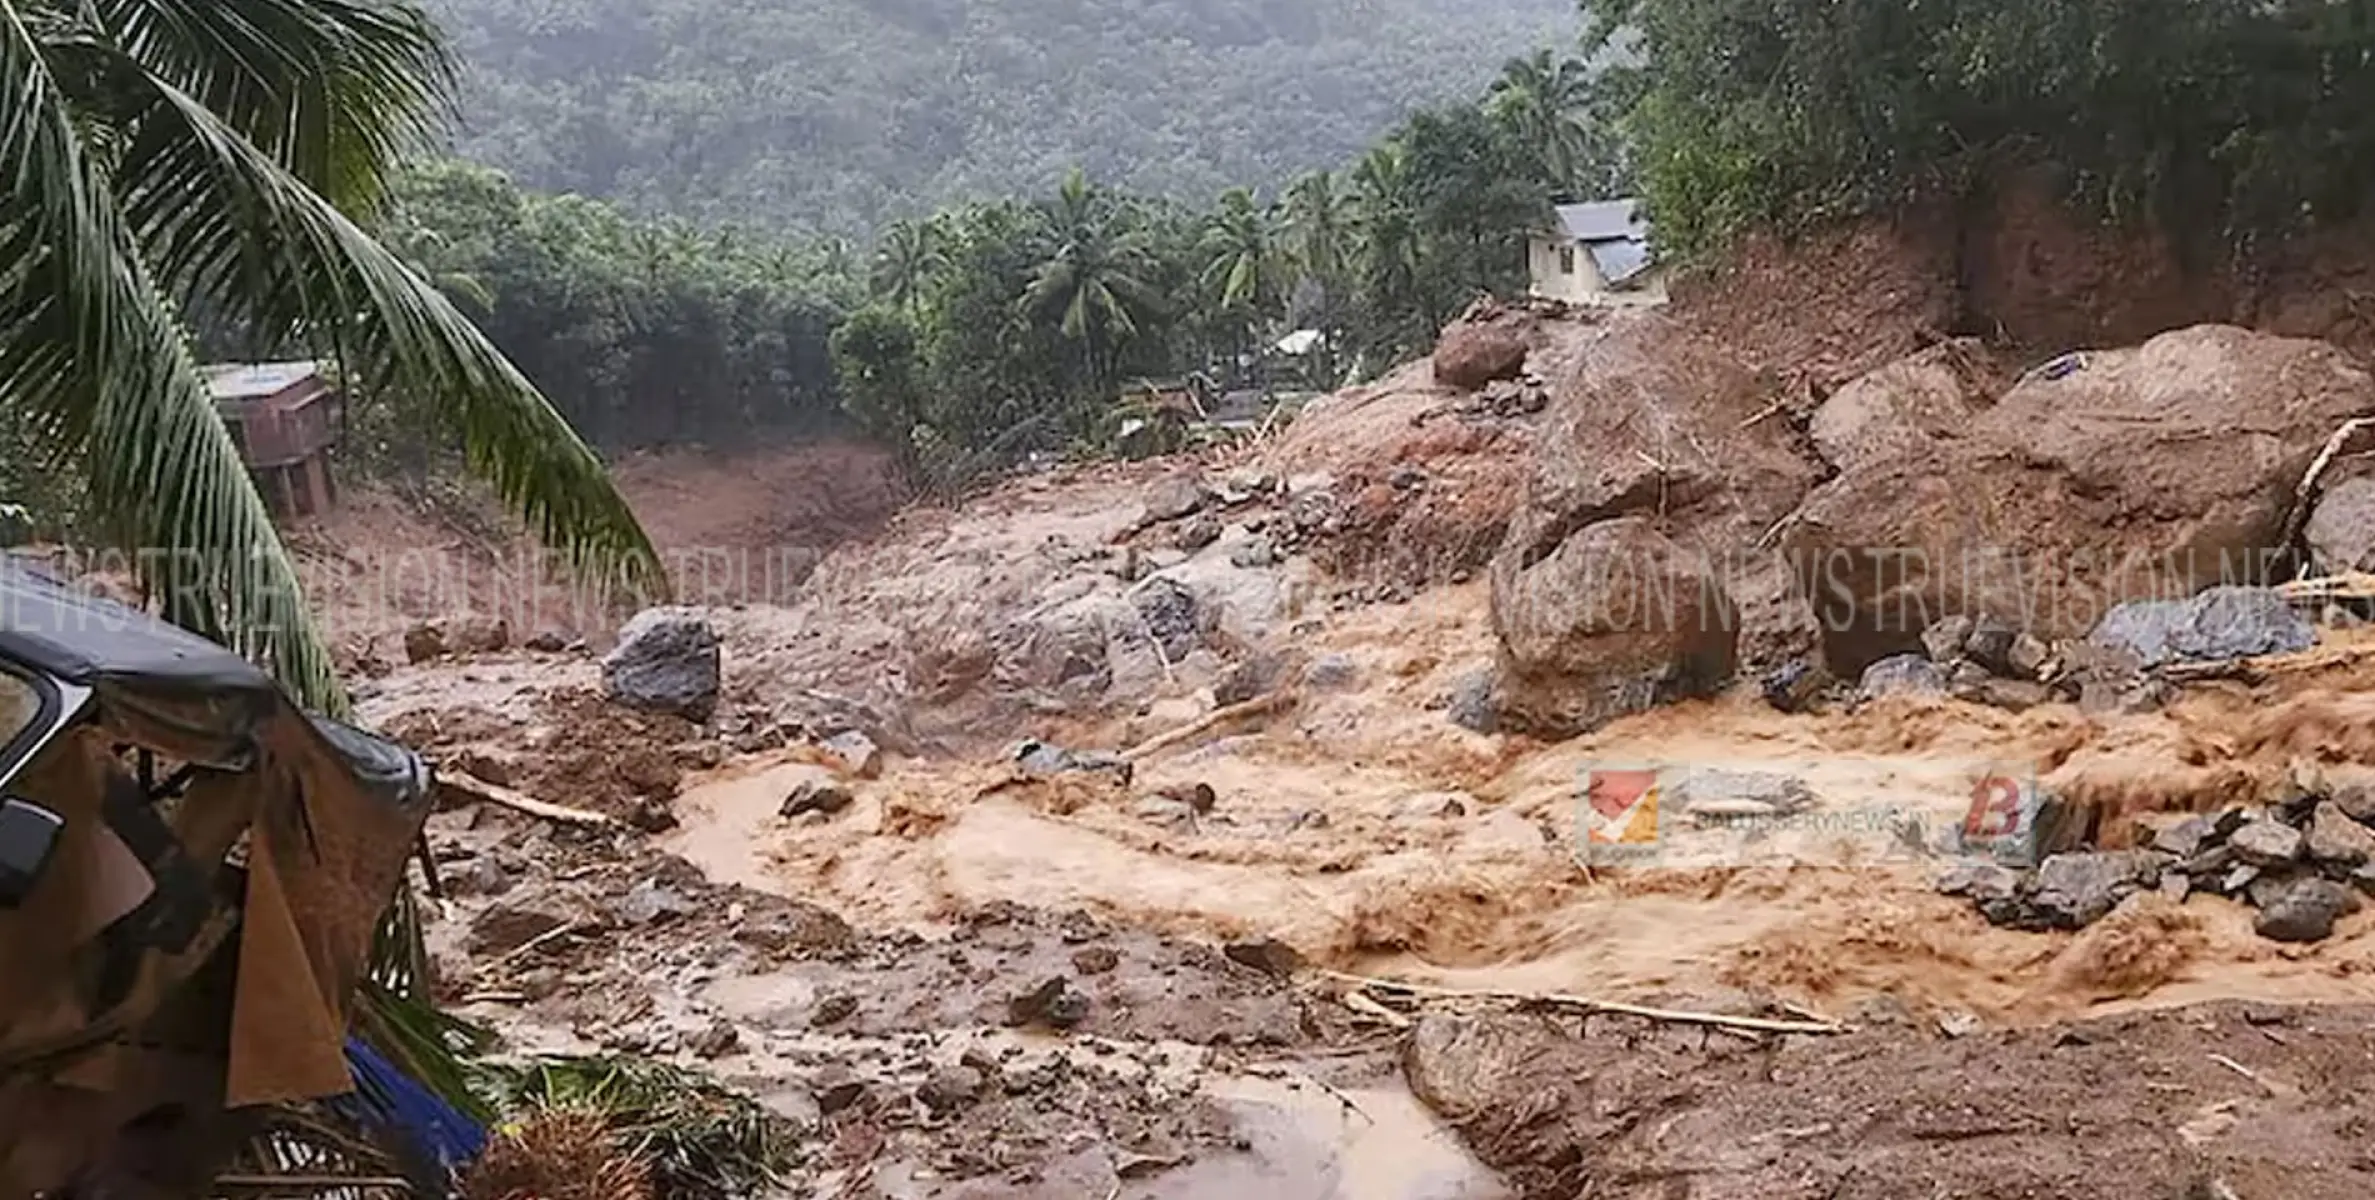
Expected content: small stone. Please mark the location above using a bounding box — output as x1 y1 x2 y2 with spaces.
2159 872 2192 902
814 1074 869 1115
1946 660 1993 693
810 994 859 1027
1937 1009 1982 1038
1222 937 1304 977
2029 851 2164 930
1859 654 1947 700
916 1066 985 1113
2151 816 2215 860
1935 862 2021 905
524 629 571 653
1760 660 1823 713
2307 801 2375 866
2221 864 2261 895
447 856 514 899
1398 792 1472 820
2255 878 2358 943
2229 820 2305 867
1071 946 1121 976
1153 782 1217 814
1007 978 1090 1030
780 779 855 819
611 880 696 927
1132 797 1196 832
2352 862 2375 896
2247 870 2305 910
1844 993 1915 1027
1228 535 1279 569
821 731 884 780
1143 473 1211 523
403 622 448 664
627 797 678 833
466 899 578 957
688 1021 740 1060
1304 653 1359 691
1175 514 1223 551
2008 632 2053 679
2328 767 2375 824
1447 668 1500 733
1963 616 2018 674
1960 677 2052 712
1921 616 1975 664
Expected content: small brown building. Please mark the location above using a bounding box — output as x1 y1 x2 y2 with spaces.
205 361 342 516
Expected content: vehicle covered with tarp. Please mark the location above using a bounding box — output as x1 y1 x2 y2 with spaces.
0 561 435 1197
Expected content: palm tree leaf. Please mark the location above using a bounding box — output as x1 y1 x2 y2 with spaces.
101 53 666 598
1 0 345 707
86 0 452 215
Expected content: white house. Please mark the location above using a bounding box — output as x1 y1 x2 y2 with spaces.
1527 199 1666 306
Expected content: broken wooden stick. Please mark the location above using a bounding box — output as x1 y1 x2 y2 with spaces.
2279 416 2375 552
1122 691 1291 761
2276 571 2375 605
1316 968 1846 1035
437 769 615 828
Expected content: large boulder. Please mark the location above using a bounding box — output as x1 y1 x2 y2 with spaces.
1485 321 1825 733
602 607 722 721
1787 325 2375 651
1432 323 1529 390
1490 515 1738 735
1807 338 2006 473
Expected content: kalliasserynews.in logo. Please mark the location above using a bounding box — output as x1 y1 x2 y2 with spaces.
1574 760 2045 868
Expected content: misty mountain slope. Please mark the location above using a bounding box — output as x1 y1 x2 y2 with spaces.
428 0 1577 232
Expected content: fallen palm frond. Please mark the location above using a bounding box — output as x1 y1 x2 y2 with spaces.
473 1056 796 1200
463 1108 653 1200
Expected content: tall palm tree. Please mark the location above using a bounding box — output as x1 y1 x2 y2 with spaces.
1486 48 1598 196
1284 170 1352 289
1022 167 1158 396
2 0 664 715
1198 186 1283 382
869 217 947 314
1199 187 1283 315
1349 142 1428 342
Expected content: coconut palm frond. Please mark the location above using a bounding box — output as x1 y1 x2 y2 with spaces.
477 1056 795 1200
1 0 345 705
101 54 664 598
84 0 455 215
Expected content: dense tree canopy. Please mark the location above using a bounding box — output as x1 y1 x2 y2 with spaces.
421 0 1576 233
377 160 853 452
1593 0 2375 256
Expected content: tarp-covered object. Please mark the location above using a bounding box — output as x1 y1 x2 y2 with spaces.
0 558 433 1183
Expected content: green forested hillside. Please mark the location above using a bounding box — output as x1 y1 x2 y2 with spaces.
425 0 1577 232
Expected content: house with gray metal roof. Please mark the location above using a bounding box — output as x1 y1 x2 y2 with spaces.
1527 199 1666 305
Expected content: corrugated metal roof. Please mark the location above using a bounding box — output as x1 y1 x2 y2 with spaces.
1587 237 1654 285
204 361 323 402
1555 199 1645 243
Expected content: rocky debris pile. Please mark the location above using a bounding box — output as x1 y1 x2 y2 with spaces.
603 607 722 722
1790 325 2374 644
1940 777 2375 942
1855 611 2064 710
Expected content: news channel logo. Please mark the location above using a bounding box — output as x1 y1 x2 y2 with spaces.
1572 759 2045 868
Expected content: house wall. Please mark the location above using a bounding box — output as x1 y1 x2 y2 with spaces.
1527 235 1607 303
